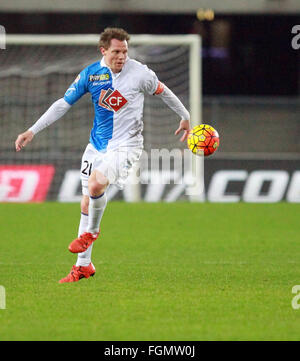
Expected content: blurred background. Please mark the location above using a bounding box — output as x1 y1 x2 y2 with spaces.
0 0 299 202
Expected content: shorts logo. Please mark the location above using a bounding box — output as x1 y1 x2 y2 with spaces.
98 88 128 112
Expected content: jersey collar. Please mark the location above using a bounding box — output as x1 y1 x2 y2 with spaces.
100 56 129 77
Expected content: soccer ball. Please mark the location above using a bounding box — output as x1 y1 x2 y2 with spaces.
187 124 220 156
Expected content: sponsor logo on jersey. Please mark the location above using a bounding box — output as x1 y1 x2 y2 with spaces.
89 74 110 82
98 88 128 112
92 82 110 86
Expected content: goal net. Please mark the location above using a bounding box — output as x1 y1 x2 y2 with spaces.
1 34 201 202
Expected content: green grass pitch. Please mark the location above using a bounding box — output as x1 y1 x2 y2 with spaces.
0 202 300 341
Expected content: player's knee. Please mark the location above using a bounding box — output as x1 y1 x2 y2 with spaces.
89 181 107 197
88 171 109 197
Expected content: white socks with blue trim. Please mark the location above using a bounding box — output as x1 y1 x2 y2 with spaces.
78 212 89 238
87 192 107 234
76 193 107 267
76 212 90 267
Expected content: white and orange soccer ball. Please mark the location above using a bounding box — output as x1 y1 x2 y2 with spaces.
187 124 220 156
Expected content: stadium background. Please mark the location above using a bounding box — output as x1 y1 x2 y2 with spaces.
1 0 300 344
0 0 299 203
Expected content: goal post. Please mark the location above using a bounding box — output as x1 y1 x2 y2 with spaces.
3 34 202 202
6 33 201 125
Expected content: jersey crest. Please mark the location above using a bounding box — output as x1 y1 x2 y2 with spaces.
98 88 128 112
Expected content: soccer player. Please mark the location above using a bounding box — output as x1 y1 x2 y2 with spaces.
15 28 191 283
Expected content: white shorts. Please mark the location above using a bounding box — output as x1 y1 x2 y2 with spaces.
80 143 143 195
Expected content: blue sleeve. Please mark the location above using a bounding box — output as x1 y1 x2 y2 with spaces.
64 68 88 105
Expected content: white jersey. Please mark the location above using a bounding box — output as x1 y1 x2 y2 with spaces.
64 57 160 152
29 57 190 150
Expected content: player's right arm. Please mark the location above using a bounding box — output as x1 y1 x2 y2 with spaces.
15 98 71 151
15 69 88 152
15 129 34 152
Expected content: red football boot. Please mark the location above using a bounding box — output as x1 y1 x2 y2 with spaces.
59 263 96 283
68 232 99 253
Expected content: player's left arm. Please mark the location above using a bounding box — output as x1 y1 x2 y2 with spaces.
140 66 190 142
154 82 191 142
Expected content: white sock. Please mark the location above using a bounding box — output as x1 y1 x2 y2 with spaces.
76 244 94 267
76 194 107 267
76 212 92 267
87 192 107 234
78 212 89 237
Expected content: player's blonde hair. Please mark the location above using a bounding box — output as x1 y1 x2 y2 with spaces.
98 27 130 50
